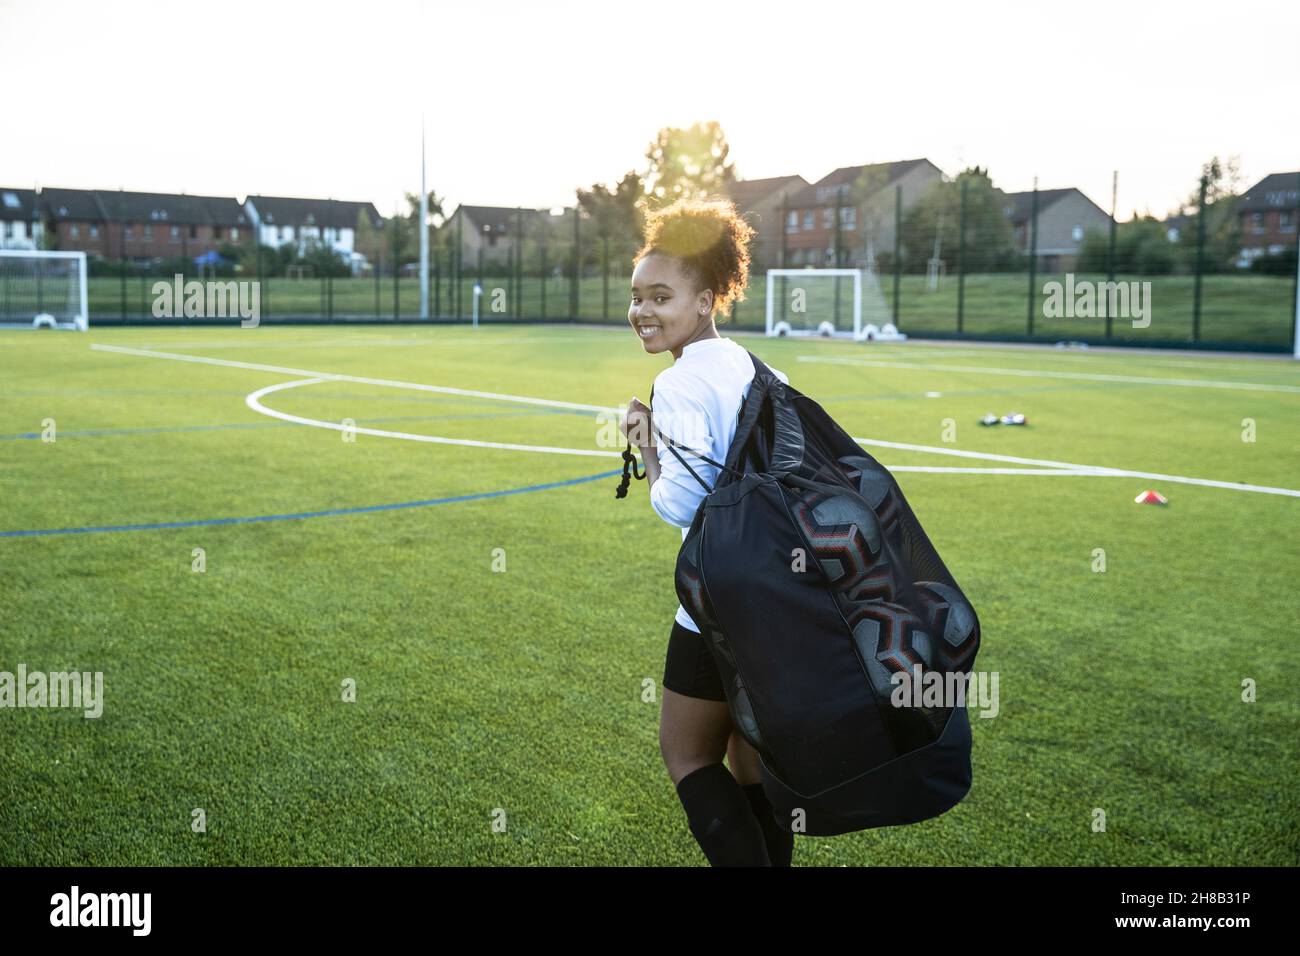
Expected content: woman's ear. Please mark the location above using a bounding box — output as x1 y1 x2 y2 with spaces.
698 288 714 317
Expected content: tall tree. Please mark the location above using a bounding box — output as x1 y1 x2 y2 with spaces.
642 121 736 209
1176 155 1243 272
576 170 645 251
900 167 1017 273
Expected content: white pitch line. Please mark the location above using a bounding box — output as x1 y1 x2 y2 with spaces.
95 343 1300 496
798 354 1300 394
245 379 622 458
92 343 619 413
848 436 1300 497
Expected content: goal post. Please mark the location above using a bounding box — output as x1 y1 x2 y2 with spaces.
764 267 902 341
0 250 89 331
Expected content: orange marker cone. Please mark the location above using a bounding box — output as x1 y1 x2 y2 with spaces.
1134 489 1168 505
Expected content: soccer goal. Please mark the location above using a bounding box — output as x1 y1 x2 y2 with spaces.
765 268 902 341
0 250 89 331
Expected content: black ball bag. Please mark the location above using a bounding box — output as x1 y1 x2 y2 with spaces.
674 352 980 836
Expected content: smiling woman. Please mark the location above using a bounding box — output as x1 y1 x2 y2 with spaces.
617 197 794 867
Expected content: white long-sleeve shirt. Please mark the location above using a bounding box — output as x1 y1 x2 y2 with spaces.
648 336 787 632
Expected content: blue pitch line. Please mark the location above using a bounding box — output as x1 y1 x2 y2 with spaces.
0 406 591 441
1 469 623 538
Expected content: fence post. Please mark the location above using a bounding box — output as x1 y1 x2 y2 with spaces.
1106 170 1118 339
1027 178 1039 337
1193 173 1207 342
455 210 463 319
374 249 380 318
1293 172 1300 359
892 184 901 326
540 226 548 320
515 208 523 318
957 177 967 334
393 213 401 320
571 209 580 320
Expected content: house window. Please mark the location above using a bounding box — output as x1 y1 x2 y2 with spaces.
282 226 293 241
3 222 12 239
1280 211 1295 233
90 225 99 238
124 225 134 240
1071 224 1084 242
1251 212 1264 234
70 224 80 238
786 210 798 233
230 227 239 241
190 224 197 239
822 208 833 230
2 192 18 209
171 225 181 241
144 225 154 240
214 227 223 241
840 207 856 230
802 210 814 231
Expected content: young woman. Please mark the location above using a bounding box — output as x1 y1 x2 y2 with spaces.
619 198 794 867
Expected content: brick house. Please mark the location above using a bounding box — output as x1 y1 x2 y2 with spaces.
1234 171 1299 266
720 175 809 269
40 188 251 261
1002 187 1110 272
779 159 943 269
0 188 44 250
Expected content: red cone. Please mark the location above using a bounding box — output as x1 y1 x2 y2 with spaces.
1134 489 1168 505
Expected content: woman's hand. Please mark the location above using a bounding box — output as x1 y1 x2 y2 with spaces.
620 397 655 449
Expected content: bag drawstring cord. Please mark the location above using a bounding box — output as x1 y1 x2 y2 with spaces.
614 384 743 499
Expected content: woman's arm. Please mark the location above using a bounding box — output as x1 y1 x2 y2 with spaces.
637 385 718 528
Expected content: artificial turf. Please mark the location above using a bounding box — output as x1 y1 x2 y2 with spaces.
1 324 1297 865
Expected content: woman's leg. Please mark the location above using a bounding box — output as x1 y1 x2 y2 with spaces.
727 731 794 867
659 687 770 866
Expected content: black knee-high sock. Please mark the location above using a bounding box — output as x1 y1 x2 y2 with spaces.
675 763 771 867
742 782 794 867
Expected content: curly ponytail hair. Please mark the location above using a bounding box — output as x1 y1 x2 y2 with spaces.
634 197 755 319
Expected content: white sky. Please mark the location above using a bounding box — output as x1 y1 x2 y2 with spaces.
2 0 1295 221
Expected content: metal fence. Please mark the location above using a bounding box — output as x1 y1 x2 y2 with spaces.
78 182 1299 352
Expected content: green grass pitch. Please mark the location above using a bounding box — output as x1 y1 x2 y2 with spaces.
2 324 1298 865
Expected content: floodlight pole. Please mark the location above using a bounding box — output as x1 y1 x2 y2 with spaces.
472 283 482 329
419 115 429 320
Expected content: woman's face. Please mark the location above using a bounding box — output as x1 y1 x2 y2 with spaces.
628 252 713 358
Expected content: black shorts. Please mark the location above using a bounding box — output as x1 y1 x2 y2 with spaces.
663 619 726 701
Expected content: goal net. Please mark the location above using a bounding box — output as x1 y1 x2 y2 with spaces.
764 268 898 340
0 250 89 330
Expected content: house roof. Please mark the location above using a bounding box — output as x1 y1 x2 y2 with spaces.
37 188 249 227
453 205 556 235
93 190 249 227
247 195 383 230
787 159 939 206
38 187 106 221
722 175 808 208
1001 187 1105 223
1236 172 1300 213
0 187 41 220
